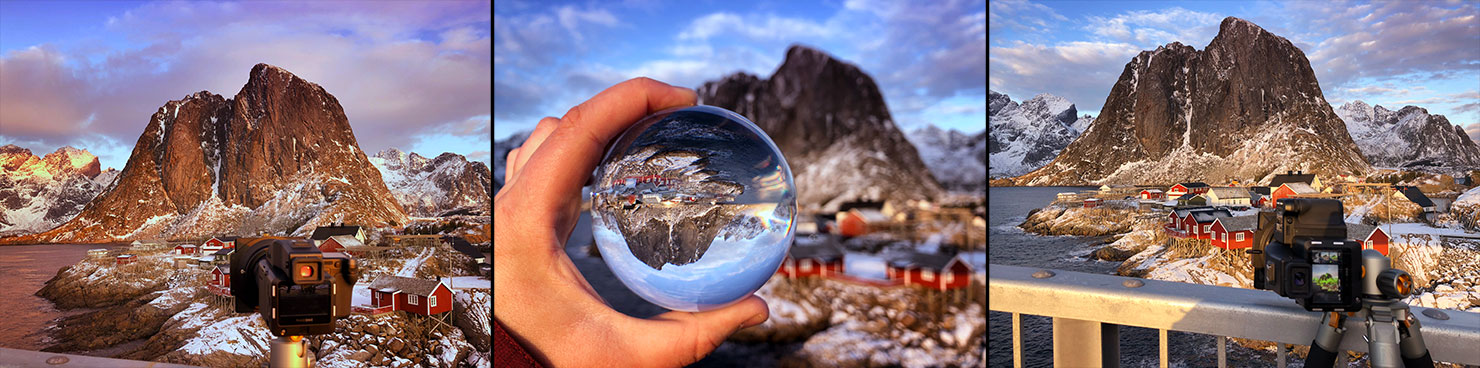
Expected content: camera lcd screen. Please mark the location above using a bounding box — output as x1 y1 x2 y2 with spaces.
1310 250 1342 304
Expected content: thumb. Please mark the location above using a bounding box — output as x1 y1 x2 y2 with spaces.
629 295 769 366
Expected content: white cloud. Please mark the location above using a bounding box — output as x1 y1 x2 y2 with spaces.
677 12 835 41
1082 7 1223 49
990 40 1142 113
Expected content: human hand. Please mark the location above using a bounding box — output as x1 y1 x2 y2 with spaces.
494 77 770 367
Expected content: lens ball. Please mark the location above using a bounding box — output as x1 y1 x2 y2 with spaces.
590 105 797 312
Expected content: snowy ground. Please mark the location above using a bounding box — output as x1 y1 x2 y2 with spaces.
448 276 489 290
842 252 888 280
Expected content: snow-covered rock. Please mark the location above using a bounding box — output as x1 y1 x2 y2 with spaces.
905 125 986 192
1334 101 1480 168
371 149 491 217
0 145 116 235
988 90 1088 178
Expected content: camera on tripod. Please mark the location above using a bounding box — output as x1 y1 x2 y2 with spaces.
1249 198 1364 311
231 237 359 337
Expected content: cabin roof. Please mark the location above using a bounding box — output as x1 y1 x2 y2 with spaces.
887 252 967 270
214 265 229 275
310 225 363 240
327 235 365 247
1177 182 1209 188
212 248 234 256
1394 186 1435 207
1346 222 1377 241
1269 172 1316 187
1216 215 1258 232
1280 182 1317 194
1208 187 1250 199
368 275 446 296
789 245 843 262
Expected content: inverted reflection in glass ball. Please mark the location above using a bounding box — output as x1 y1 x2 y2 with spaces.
590 105 796 312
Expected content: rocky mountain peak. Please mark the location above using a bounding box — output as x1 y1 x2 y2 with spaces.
698 45 941 211
1011 17 1369 186
2 63 408 244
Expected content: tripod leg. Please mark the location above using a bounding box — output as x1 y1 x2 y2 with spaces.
1397 309 1434 368
1305 312 1344 368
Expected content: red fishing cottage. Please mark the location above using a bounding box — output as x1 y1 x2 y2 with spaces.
1210 215 1257 249
777 245 844 279
885 253 974 291
362 276 453 316
1346 222 1392 256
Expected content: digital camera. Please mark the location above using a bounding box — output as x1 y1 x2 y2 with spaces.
231 237 359 336
1249 198 1363 311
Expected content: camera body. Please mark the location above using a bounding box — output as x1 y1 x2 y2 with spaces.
1250 198 1362 311
231 237 359 336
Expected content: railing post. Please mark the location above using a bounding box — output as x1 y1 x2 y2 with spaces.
1217 335 1227 368
1158 329 1168 368
1277 343 1286 368
1103 323 1120 368
1054 317 1116 367
1013 312 1022 368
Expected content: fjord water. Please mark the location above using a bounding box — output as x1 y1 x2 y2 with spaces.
0 244 110 350
988 187 1271 366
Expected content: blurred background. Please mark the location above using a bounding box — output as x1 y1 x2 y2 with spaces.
494 0 987 366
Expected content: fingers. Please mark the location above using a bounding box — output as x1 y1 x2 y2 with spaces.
515 77 696 213
628 295 769 366
507 117 561 185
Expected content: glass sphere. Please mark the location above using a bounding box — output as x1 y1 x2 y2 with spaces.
590 105 796 312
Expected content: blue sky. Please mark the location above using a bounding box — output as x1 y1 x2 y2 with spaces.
0 1 492 170
991 0 1480 140
494 0 988 141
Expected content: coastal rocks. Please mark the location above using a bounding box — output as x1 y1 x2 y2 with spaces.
41 290 191 352
35 254 171 309
451 290 491 352
1017 204 1137 236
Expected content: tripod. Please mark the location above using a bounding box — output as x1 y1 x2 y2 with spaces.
268 335 314 368
1304 283 1434 367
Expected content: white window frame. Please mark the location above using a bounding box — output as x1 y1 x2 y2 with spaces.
1366 240 1374 249
1222 233 1227 243
1235 233 1245 242
1203 224 1211 233
922 269 935 281
409 294 419 305
429 295 437 307
801 261 813 272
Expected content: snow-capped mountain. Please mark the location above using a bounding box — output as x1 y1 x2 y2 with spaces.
1 63 408 244
988 90 1092 178
0 145 119 235
1334 101 1480 168
906 125 987 192
1012 17 1371 186
370 148 491 217
698 45 943 212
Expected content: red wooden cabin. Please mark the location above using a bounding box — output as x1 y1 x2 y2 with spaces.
777 245 844 279
209 265 232 296
1210 216 1258 249
885 253 974 291
1270 183 1317 206
366 276 453 316
202 236 238 253
1168 182 1210 198
1346 223 1392 256
1083 198 1100 208
173 244 198 255
116 254 137 265
1140 189 1165 200
1176 208 1233 239
836 209 889 238
318 235 364 256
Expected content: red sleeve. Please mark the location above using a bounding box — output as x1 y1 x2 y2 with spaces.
494 318 544 368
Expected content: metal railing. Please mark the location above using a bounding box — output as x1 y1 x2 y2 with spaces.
989 264 1480 367
0 347 203 367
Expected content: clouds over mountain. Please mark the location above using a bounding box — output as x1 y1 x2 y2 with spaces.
0 1 491 169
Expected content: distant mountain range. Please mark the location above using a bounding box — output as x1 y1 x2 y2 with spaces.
370 148 490 217
988 90 1092 178
0 146 118 236
1334 101 1480 169
905 125 987 192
